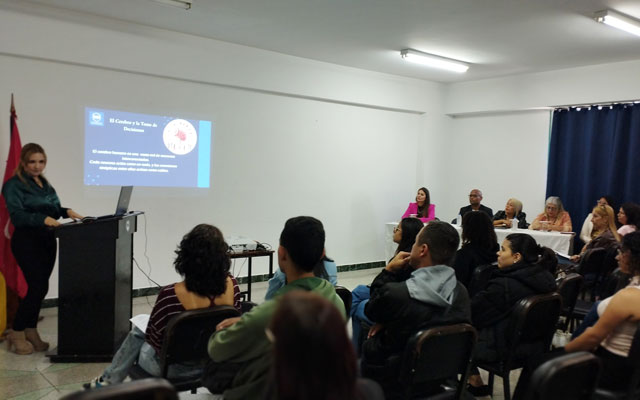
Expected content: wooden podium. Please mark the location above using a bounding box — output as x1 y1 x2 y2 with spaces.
47 212 142 362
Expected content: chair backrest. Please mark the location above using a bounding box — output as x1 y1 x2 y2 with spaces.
399 323 477 399
505 293 562 365
522 352 601 400
557 273 583 316
468 264 497 296
578 247 606 274
160 305 241 377
61 378 178 400
600 267 632 299
335 286 352 317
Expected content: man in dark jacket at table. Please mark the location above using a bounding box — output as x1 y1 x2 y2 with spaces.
361 221 471 400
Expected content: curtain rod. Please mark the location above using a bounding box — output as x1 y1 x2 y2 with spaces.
553 99 640 110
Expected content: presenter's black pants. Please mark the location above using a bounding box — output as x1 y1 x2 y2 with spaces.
11 227 57 331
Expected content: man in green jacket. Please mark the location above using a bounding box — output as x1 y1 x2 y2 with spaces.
206 216 345 400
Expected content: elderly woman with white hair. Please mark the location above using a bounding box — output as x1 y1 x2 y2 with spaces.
493 198 528 229
530 196 573 232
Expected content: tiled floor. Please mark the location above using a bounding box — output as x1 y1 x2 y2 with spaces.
0 268 515 399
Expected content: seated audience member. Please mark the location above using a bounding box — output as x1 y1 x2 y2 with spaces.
530 196 572 232
459 188 493 219
493 198 528 228
453 212 498 289
360 221 471 399
467 233 557 396
264 255 337 300
514 231 640 397
571 204 620 263
580 196 615 244
266 291 384 400
206 216 345 400
401 187 436 223
85 224 241 388
351 217 424 353
618 202 640 237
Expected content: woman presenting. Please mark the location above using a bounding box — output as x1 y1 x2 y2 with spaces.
2 143 83 355
400 187 435 223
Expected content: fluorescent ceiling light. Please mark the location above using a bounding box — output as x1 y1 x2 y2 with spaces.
150 0 192 10
594 9 640 37
400 49 469 73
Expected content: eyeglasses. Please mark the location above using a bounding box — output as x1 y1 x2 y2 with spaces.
469 194 480 198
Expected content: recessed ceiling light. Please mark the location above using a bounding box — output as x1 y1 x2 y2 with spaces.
594 9 640 37
400 49 469 73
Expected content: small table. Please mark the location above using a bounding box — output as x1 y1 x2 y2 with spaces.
229 250 275 301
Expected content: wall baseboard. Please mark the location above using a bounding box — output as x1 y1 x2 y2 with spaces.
42 260 384 308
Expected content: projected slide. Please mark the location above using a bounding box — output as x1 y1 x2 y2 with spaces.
84 108 211 188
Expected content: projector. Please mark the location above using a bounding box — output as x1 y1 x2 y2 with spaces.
226 235 258 253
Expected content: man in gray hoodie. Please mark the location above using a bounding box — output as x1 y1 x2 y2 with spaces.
361 221 471 399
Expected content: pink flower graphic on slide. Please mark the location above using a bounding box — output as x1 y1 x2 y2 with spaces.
163 119 197 155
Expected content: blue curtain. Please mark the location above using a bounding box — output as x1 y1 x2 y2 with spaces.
546 104 640 237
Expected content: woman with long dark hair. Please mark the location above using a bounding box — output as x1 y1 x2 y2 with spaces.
267 291 383 400
85 224 241 388
350 217 424 354
400 187 436 223
392 217 425 255
467 233 557 396
453 211 498 288
617 202 640 237
3 143 83 354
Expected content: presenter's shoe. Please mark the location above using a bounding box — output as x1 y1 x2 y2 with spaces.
24 328 49 352
6 330 34 355
84 376 110 390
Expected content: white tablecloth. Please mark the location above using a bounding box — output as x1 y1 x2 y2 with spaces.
384 222 574 262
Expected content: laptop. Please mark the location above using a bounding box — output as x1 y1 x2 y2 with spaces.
82 186 133 222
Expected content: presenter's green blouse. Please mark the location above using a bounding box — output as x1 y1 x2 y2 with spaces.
2 175 69 228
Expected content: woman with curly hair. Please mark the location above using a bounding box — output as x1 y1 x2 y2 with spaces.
86 224 240 388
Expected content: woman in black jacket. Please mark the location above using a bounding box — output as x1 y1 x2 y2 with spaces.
467 233 557 396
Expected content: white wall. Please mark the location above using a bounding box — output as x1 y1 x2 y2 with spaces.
0 7 443 298
436 111 552 223
439 60 640 224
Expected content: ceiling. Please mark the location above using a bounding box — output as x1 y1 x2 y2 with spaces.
6 0 640 83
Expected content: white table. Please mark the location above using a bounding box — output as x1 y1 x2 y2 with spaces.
384 222 575 262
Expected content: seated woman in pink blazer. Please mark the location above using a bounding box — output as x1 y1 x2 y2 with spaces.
401 187 436 223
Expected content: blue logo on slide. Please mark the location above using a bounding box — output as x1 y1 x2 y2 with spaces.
89 111 104 126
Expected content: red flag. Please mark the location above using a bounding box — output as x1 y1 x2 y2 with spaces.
0 94 27 298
